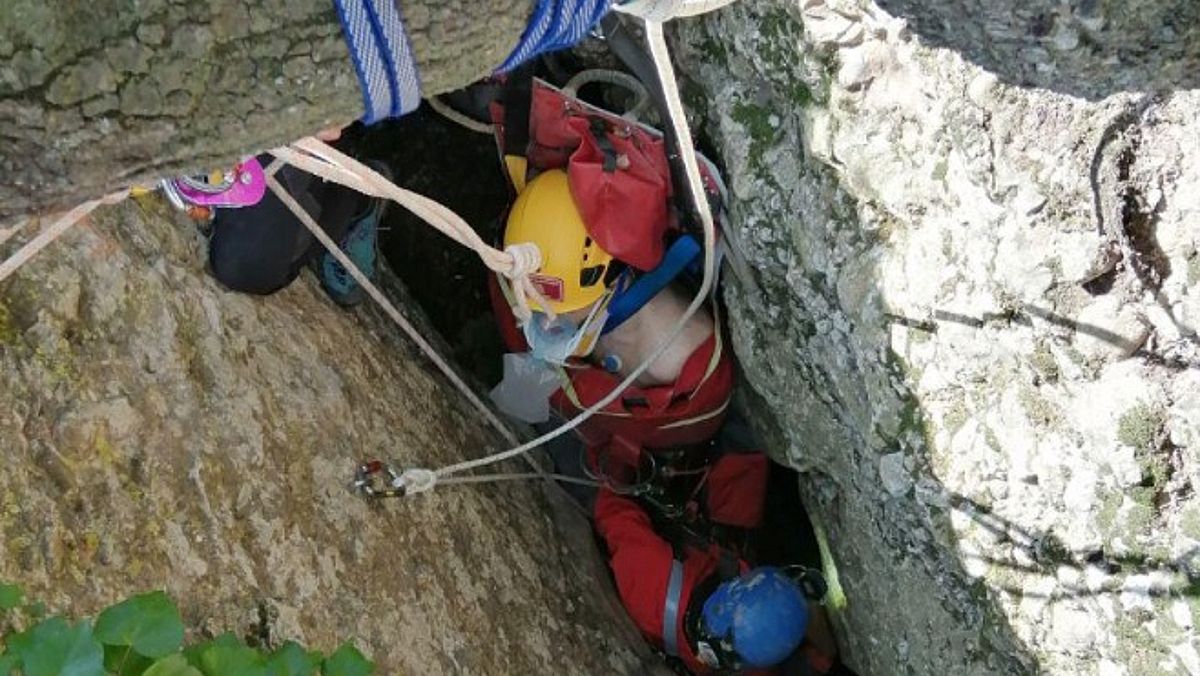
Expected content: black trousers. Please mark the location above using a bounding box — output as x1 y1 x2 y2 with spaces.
208 158 366 295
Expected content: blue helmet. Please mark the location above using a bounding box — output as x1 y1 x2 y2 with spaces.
699 567 810 668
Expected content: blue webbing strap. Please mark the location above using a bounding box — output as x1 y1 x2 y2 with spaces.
335 0 610 121
662 559 686 657
334 0 422 123
497 0 614 73
604 234 702 334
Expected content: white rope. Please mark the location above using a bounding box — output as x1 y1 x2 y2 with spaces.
436 471 601 488
262 160 523 446
271 138 551 324
0 189 129 284
615 0 737 21
264 160 603 510
426 96 494 135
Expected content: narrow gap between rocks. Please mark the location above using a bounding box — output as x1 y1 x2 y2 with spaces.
351 82 834 671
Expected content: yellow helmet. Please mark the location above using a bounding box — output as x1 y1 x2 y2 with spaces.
504 169 615 314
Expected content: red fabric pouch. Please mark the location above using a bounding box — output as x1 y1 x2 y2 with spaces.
527 81 674 271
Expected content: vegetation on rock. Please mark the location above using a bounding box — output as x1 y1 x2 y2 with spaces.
0 585 373 676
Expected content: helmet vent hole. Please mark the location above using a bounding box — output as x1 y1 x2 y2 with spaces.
584 236 593 247
580 265 605 287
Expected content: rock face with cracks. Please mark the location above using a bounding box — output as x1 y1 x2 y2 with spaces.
0 200 665 674
678 1 1200 675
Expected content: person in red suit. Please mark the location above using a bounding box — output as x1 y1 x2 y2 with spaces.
594 487 841 675
489 169 734 490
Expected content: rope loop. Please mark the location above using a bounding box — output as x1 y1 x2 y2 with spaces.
399 468 439 495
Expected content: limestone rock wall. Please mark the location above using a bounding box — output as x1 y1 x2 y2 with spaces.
0 200 663 674
873 0 1200 99
677 2 1200 674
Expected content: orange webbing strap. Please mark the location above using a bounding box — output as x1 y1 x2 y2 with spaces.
0 189 129 284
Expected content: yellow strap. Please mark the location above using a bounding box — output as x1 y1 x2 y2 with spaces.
505 155 529 193
656 396 731 430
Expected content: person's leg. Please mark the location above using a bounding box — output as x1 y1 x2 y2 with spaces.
311 163 388 307
208 162 321 295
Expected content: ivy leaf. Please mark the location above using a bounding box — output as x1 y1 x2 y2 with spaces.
196 644 267 676
95 591 185 658
264 641 321 676
320 643 373 676
6 616 104 676
143 654 204 676
0 584 23 610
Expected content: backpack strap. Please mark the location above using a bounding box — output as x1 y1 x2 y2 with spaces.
588 118 621 173
603 234 701 334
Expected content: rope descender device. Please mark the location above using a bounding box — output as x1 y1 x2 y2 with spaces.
160 157 268 213
353 459 409 498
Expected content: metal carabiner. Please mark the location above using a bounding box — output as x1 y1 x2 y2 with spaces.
353 459 408 498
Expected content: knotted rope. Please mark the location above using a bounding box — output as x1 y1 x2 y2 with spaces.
271 138 550 323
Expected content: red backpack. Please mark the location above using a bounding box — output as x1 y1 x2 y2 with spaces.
493 78 676 271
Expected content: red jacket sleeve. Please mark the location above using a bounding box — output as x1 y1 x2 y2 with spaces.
594 489 676 643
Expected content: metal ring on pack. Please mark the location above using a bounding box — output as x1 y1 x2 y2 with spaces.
562 69 652 121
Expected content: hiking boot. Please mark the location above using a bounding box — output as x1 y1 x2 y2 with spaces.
318 161 390 307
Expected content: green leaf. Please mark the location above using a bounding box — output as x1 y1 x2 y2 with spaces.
0 653 18 675
143 654 204 676
103 644 155 676
95 591 185 658
6 617 104 676
0 584 23 610
182 633 240 669
197 644 266 676
264 642 321 676
320 643 373 676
